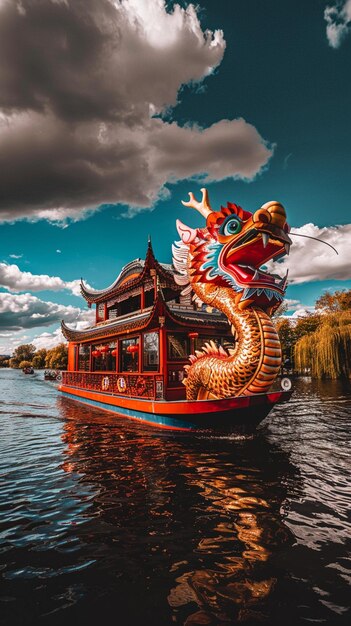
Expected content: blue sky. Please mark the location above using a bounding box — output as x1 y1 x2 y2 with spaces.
0 0 350 354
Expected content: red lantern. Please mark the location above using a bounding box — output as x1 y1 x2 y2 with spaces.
100 346 110 354
111 349 118 357
92 350 101 358
188 332 199 339
127 344 139 354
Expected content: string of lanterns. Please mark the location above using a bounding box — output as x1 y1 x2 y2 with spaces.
91 343 139 358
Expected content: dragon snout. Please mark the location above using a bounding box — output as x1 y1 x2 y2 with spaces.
253 201 287 230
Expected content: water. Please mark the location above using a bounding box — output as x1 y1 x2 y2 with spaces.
0 370 350 626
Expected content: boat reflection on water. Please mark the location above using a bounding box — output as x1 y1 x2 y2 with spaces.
58 396 298 625
166 452 294 625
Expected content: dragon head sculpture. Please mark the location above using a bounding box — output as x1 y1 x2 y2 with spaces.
173 188 291 315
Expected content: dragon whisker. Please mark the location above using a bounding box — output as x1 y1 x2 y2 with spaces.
289 232 338 255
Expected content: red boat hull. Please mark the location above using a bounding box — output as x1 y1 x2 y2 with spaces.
59 384 292 431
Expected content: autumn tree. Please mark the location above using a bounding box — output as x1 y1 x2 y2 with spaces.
293 313 321 343
275 313 321 368
295 311 351 379
45 344 68 370
32 349 47 369
19 360 33 369
316 289 351 312
294 288 351 378
274 317 295 363
10 344 36 368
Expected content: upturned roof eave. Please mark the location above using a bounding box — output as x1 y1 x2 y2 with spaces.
164 302 229 330
61 307 156 343
62 293 229 344
80 240 178 304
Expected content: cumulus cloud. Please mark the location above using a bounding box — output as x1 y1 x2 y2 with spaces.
0 0 273 224
324 0 351 48
288 307 315 319
0 333 30 356
32 327 66 350
32 320 92 350
0 262 88 296
0 292 94 331
266 223 351 284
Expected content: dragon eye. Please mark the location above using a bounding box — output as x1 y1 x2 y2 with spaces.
220 216 242 236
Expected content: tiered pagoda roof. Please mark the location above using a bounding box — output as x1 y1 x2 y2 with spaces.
80 240 178 305
61 292 229 343
62 238 230 343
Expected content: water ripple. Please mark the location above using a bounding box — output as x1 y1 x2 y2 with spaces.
0 370 350 625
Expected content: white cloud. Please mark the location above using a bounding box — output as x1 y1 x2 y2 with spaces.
32 320 92 350
324 1 351 48
0 262 87 296
0 292 94 331
0 317 93 355
288 307 315 319
9 253 23 259
0 332 30 355
285 298 301 310
56 249 61 254
0 0 273 224
266 223 351 284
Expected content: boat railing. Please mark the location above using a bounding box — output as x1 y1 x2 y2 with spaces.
61 370 164 400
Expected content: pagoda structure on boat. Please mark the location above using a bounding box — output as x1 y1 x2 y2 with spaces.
60 188 293 430
61 239 232 407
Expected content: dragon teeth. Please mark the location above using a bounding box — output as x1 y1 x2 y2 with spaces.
262 233 269 248
241 286 284 301
285 243 290 255
242 287 257 300
276 269 289 288
253 269 260 280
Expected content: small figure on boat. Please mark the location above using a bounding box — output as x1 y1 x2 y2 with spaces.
22 366 34 374
174 188 291 400
44 370 61 381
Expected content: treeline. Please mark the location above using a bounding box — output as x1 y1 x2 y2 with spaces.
2 343 68 370
1 288 350 378
275 289 351 379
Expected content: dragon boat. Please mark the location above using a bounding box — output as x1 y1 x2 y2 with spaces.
59 188 292 431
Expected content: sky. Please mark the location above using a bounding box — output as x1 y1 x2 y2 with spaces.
0 0 351 355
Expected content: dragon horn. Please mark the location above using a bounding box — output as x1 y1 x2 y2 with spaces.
181 188 212 219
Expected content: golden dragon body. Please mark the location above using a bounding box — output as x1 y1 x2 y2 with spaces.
173 189 291 400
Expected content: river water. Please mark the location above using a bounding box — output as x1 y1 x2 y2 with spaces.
0 369 350 626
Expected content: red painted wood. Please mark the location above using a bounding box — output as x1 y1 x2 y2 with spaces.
67 344 76 371
60 376 292 417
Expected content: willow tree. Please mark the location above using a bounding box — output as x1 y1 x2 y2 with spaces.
295 312 351 379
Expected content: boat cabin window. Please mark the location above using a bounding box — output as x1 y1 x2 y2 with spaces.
143 331 159 372
78 344 90 371
119 295 141 316
145 288 154 308
92 342 116 371
167 333 189 361
120 337 139 372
